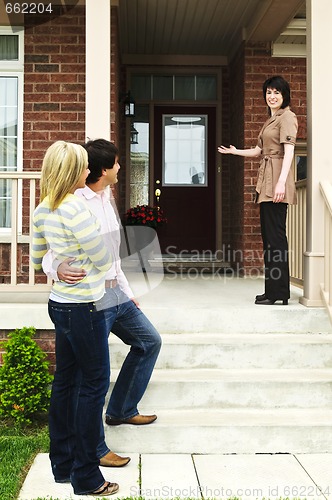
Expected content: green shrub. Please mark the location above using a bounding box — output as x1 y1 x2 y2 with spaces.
0 327 52 424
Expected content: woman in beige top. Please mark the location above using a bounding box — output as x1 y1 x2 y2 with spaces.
218 75 298 305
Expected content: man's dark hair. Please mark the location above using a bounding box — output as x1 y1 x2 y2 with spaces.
263 75 291 112
83 139 119 184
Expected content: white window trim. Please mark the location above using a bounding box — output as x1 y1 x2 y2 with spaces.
0 26 24 69
0 26 24 234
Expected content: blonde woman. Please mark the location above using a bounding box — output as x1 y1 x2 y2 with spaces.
32 141 118 496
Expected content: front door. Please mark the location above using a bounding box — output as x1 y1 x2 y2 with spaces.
154 106 216 254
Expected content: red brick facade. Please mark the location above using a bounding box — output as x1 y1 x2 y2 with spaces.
24 6 86 169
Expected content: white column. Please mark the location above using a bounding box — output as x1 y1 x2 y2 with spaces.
301 0 332 306
85 0 111 140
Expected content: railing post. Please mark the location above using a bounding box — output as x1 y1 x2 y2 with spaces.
10 178 18 286
29 178 37 286
329 215 332 307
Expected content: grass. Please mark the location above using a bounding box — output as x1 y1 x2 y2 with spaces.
0 416 49 500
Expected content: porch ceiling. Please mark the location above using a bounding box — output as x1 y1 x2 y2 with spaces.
118 0 305 60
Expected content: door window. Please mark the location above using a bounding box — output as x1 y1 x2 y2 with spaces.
162 115 207 186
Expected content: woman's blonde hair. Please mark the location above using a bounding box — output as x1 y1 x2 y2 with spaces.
40 141 88 210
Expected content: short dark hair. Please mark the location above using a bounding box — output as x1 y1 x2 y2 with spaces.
263 75 291 111
83 138 119 184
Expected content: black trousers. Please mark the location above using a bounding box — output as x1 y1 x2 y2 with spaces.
260 201 290 300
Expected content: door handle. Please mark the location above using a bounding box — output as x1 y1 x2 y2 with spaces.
155 180 161 203
155 188 161 203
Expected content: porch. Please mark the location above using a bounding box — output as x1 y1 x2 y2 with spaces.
1 170 332 320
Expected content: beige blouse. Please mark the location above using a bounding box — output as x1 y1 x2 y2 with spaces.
255 106 298 205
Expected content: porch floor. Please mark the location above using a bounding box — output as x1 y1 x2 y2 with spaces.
0 274 330 333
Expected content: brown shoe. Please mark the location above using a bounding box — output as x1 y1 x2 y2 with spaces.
105 413 157 426
100 451 131 467
90 481 119 496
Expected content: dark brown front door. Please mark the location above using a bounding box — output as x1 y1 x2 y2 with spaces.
154 106 216 254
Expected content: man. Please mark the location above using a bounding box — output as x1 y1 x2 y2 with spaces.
43 138 162 468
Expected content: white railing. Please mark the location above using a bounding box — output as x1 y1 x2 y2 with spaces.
0 172 51 302
287 179 307 285
320 180 332 322
0 171 308 299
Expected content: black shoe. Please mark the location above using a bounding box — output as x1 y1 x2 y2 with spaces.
255 297 288 305
255 293 266 301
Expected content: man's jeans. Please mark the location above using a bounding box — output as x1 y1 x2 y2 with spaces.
48 299 109 495
96 286 162 459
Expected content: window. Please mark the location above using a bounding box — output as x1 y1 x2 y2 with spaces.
163 115 207 186
294 142 307 182
131 74 217 101
0 27 24 230
130 105 150 207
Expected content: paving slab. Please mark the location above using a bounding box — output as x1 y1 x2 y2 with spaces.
140 454 200 499
18 452 140 500
193 453 323 500
295 454 332 500
18 453 332 500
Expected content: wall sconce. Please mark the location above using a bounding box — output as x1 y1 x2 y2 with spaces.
130 124 139 144
119 91 135 118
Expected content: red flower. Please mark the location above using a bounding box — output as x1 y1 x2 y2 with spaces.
125 204 167 228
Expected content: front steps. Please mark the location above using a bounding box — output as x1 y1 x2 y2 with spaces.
104 408 332 454
104 276 332 454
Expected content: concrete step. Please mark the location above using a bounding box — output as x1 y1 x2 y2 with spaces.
104 408 332 454
103 277 332 454
139 303 331 333
109 332 332 369
129 276 332 334
108 368 332 409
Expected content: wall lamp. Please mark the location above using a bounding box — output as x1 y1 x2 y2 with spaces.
119 91 135 118
130 124 139 144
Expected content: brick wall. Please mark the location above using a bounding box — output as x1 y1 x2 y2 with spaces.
24 5 86 170
229 41 307 274
228 43 245 271
221 66 231 247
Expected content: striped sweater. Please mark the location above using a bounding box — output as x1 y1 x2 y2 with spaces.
31 193 112 302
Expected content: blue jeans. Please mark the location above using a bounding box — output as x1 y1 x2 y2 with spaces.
96 286 162 458
48 299 110 495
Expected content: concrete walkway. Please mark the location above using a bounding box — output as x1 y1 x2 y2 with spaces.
19 451 332 499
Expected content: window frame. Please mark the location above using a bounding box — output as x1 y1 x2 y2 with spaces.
294 141 307 184
0 26 24 234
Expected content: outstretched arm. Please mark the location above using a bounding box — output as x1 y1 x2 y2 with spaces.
218 144 261 157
